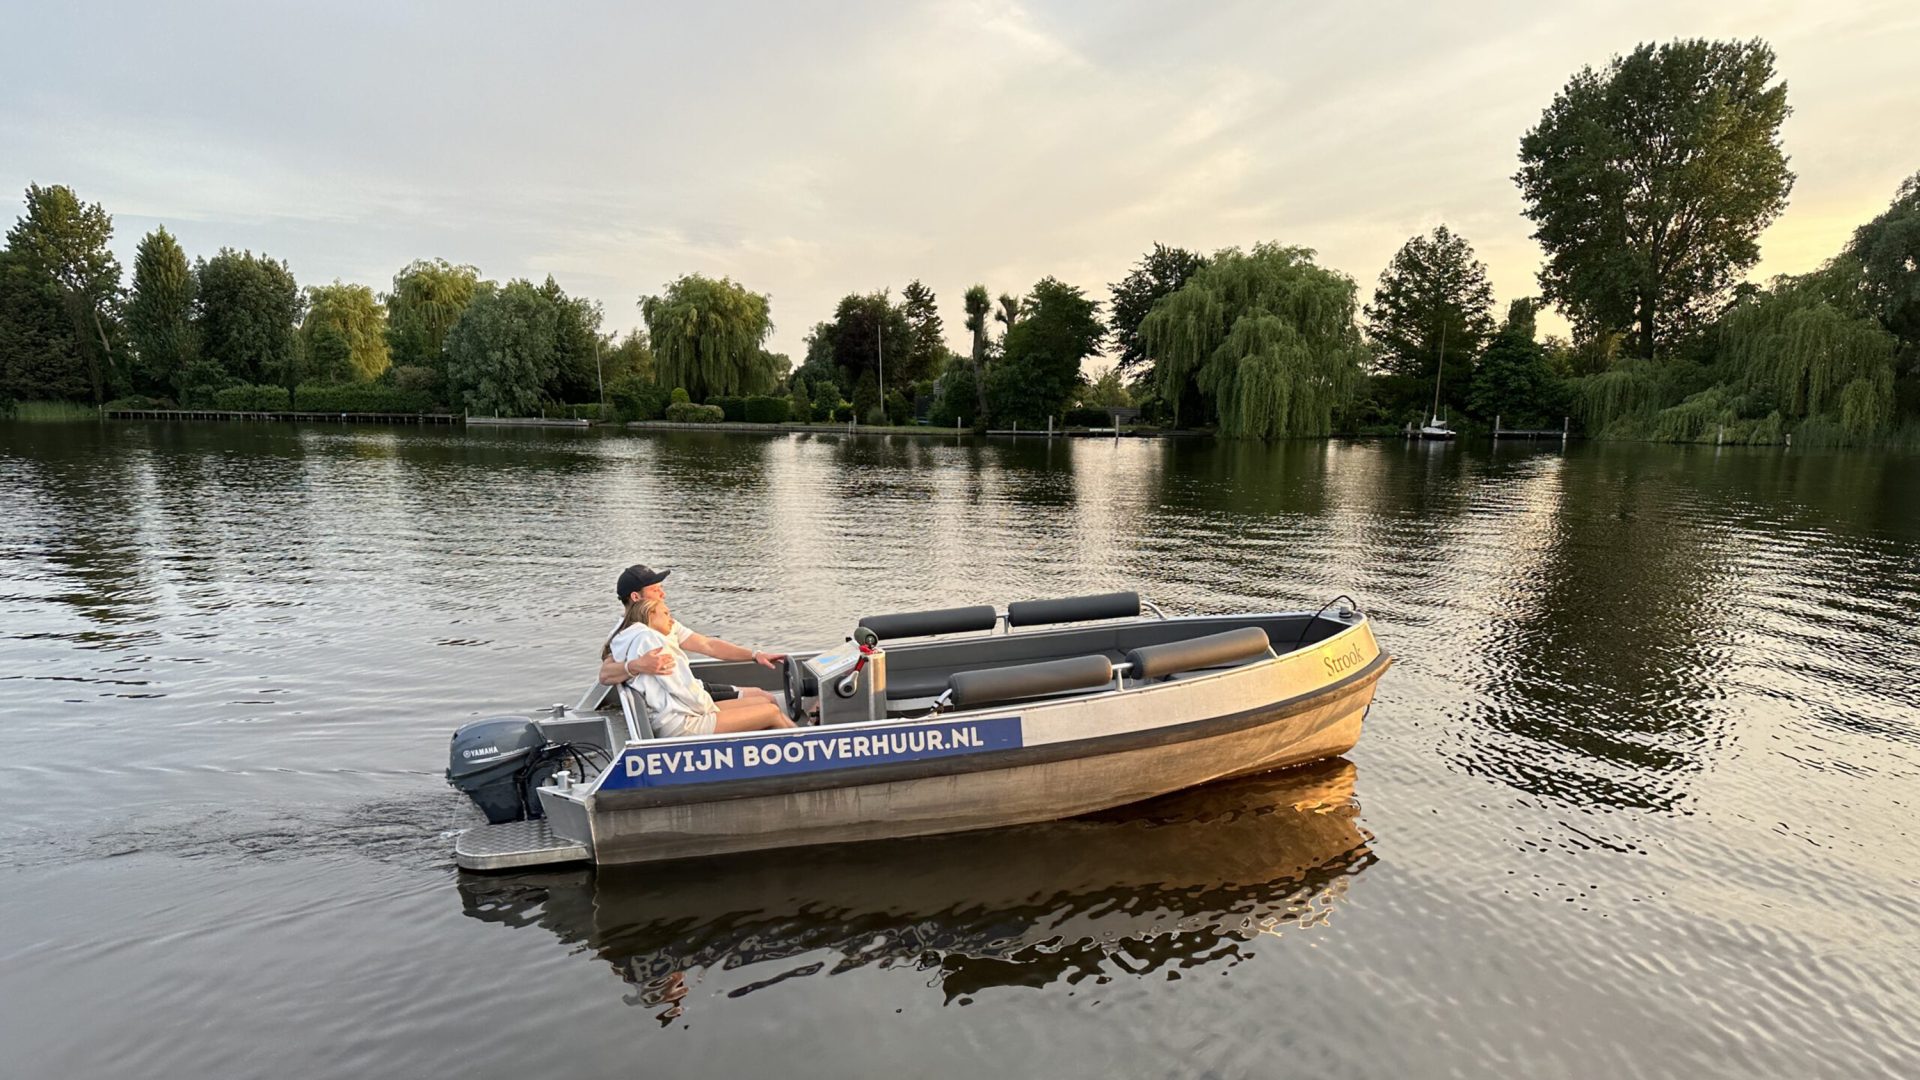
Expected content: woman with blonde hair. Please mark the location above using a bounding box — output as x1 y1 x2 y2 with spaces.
604 596 793 737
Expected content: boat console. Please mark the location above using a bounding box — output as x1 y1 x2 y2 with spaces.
788 635 889 725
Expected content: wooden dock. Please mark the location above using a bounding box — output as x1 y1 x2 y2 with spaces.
467 416 590 428
1492 416 1573 441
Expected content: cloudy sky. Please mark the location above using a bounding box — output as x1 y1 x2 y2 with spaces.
4 0 1916 359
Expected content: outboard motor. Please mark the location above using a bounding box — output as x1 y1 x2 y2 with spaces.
447 716 567 824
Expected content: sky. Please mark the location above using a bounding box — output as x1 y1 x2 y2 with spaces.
3 0 1917 361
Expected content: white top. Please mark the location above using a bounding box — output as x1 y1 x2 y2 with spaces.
607 618 715 729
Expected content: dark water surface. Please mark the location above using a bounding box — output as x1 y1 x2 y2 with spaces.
2 421 1916 1080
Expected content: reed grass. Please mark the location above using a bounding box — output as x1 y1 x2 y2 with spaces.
6 401 99 421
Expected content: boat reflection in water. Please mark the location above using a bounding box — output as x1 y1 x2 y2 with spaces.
457 759 1373 1016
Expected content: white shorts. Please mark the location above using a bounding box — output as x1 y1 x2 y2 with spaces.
655 706 718 738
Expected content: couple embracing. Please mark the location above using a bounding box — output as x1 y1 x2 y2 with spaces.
596 564 796 737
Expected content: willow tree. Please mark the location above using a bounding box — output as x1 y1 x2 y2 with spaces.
1137 244 1366 438
302 281 390 382
385 258 480 385
1720 266 1897 437
639 274 771 401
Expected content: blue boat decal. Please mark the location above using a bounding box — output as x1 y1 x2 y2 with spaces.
598 716 1024 791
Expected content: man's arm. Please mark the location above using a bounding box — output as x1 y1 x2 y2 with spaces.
681 632 784 669
598 647 673 685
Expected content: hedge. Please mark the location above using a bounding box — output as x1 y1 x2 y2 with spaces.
665 402 725 423
1064 406 1111 427
546 402 611 421
708 396 747 421
294 383 433 413
213 384 292 411
743 395 789 423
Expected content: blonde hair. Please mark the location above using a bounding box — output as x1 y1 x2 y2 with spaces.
602 597 674 659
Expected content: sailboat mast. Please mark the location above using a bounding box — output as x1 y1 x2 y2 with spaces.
1430 321 1446 422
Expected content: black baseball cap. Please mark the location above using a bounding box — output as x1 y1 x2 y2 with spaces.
616 564 671 599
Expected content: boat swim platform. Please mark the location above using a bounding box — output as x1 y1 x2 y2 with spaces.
455 819 590 871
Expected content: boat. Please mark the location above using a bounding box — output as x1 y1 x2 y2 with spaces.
1405 322 1459 440
455 759 1372 1009
446 590 1389 870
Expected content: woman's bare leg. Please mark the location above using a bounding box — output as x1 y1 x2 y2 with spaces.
713 698 793 732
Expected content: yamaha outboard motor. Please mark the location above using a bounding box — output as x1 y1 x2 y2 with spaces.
447 716 567 824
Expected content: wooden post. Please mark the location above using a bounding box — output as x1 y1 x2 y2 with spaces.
1047 416 1053 439
1562 416 1570 444
1495 414 1501 440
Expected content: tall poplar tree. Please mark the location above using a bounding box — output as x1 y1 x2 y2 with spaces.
124 226 197 399
901 280 944 383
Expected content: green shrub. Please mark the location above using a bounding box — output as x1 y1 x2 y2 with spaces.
387 364 441 396
609 376 671 422
665 401 725 423
884 390 910 425
813 398 837 422
1064 406 1110 427
744 395 789 423
104 395 168 410
708 396 747 421
213 384 292 411
669 386 691 405
832 403 854 422
294 383 433 413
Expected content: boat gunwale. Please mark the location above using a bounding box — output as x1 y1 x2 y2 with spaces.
675 608 1370 710
586 644 1389 813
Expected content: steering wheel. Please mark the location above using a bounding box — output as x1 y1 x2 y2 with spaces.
782 656 810 724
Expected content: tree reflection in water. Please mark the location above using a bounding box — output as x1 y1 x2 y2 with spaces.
457 759 1373 1019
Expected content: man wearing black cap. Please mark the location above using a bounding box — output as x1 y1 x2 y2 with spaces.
597 565 784 701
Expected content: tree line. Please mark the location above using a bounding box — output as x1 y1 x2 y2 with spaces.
4 37 1916 443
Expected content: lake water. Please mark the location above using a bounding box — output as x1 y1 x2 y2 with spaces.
2 421 1916 1080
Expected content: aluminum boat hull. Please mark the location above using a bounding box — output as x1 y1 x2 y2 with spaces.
529 616 1386 867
